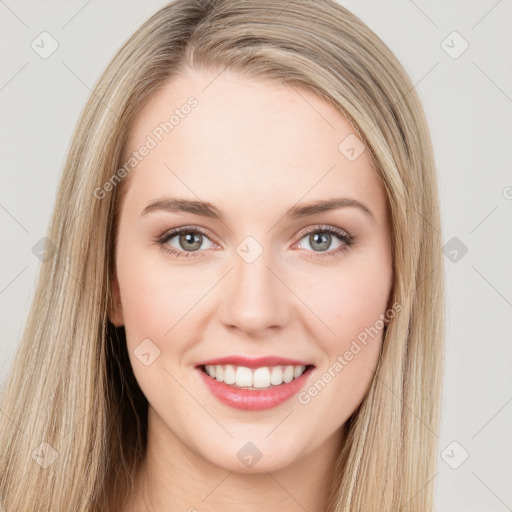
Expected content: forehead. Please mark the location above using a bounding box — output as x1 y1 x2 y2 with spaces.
121 68 388 224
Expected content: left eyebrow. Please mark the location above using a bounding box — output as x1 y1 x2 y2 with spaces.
284 197 375 220
140 196 375 221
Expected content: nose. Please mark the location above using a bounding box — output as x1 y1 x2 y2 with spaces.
218 246 291 336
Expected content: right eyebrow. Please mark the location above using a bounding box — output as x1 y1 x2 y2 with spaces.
140 197 222 219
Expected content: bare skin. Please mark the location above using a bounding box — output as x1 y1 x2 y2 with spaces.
110 67 393 512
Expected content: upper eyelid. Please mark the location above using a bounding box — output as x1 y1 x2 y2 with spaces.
295 224 350 239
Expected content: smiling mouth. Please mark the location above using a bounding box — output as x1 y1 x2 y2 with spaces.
199 364 315 390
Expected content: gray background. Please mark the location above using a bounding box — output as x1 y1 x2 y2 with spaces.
1 1 511 510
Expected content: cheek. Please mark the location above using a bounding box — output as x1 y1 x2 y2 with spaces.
298 247 392 419
296 266 390 424
115 243 195 348
115 250 200 405
302 249 392 348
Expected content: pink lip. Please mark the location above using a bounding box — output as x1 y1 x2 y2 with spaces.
195 364 315 411
195 355 312 369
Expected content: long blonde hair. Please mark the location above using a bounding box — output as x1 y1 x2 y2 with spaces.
0 1 445 510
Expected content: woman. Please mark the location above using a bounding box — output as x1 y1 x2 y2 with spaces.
0 0 445 510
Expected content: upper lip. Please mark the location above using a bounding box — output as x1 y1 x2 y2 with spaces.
195 355 314 369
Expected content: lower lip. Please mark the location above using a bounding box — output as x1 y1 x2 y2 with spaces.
196 366 314 411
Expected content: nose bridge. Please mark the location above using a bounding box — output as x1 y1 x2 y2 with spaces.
219 235 289 333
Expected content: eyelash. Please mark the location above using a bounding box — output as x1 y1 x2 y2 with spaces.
155 224 355 261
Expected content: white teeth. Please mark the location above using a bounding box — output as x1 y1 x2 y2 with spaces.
293 365 303 378
203 364 308 389
270 366 283 385
223 364 236 385
283 365 294 383
253 367 271 388
235 366 253 387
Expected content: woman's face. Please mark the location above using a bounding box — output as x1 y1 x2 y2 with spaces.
110 67 393 473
